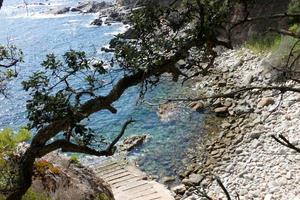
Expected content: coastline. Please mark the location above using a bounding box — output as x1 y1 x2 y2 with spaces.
173 48 300 200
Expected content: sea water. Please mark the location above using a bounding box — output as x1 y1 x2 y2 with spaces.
0 0 203 182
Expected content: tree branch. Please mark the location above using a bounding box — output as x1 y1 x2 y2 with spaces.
269 28 300 39
230 13 300 31
167 86 300 102
271 134 300 153
37 119 134 157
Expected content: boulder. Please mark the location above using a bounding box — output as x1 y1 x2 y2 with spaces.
171 184 186 195
162 176 175 184
76 1 108 13
52 7 70 15
91 18 103 26
182 173 203 186
257 97 275 108
189 102 205 112
214 106 229 117
32 153 114 200
157 103 179 122
119 135 147 151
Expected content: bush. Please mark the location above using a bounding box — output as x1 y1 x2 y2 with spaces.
244 34 281 54
69 154 80 164
0 188 50 200
0 128 31 195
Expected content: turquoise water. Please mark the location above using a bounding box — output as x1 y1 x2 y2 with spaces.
0 0 203 181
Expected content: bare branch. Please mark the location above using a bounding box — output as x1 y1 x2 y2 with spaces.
167 86 300 102
215 176 231 200
269 28 300 39
38 119 134 157
230 13 300 32
271 134 300 153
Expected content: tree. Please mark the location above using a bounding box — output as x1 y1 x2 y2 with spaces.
3 1 240 199
1 0 299 199
0 45 23 95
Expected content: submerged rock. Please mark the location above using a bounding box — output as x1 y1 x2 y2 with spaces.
119 135 147 151
157 103 179 122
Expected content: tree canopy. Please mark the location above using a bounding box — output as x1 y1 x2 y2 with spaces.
0 0 299 199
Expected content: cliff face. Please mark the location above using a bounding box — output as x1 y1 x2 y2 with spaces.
230 0 291 43
117 0 291 44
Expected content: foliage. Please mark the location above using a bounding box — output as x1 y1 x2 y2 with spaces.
69 154 80 164
0 188 50 200
244 35 281 54
0 45 23 95
288 0 300 24
96 193 110 200
0 128 31 195
22 50 108 146
33 160 61 177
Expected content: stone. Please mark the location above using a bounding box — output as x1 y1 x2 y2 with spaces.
119 135 147 151
189 102 205 112
176 59 186 68
162 176 175 184
249 131 262 140
182 173 203 186
52 7 70 14
218 80 227 87
264 194 273 200
171 184 186 194
258 97 275 108
214 106 229 117
90 18 103 26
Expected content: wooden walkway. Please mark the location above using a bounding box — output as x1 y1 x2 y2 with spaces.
93 159 175 200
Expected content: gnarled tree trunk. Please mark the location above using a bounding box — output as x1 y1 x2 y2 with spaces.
6 147 36 200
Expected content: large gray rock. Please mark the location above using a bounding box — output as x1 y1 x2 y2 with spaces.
32 152 114 200
182 173 203 186
77 1 108 13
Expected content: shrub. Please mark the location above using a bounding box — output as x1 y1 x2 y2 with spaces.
69 154 80 164
0 128 31 195
244 34 281 54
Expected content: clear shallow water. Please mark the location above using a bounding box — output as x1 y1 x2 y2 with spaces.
0 0 203 181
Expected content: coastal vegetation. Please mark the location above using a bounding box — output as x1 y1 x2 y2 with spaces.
0 0 299 199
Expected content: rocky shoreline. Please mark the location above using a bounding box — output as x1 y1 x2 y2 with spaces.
172 48 300 200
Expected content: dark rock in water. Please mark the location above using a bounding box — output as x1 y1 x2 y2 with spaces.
101 47 114 52
119 135 147 151
91 18 103 26
70 7 81 12
52 7 70 15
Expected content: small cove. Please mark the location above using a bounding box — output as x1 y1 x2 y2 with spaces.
0 0 205 182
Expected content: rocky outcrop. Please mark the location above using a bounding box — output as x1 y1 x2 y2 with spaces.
49 1 111 15
32 152 114 200
229 0 291 43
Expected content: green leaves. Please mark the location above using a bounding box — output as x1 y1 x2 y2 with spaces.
0 128 31 153
22 72 49 92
